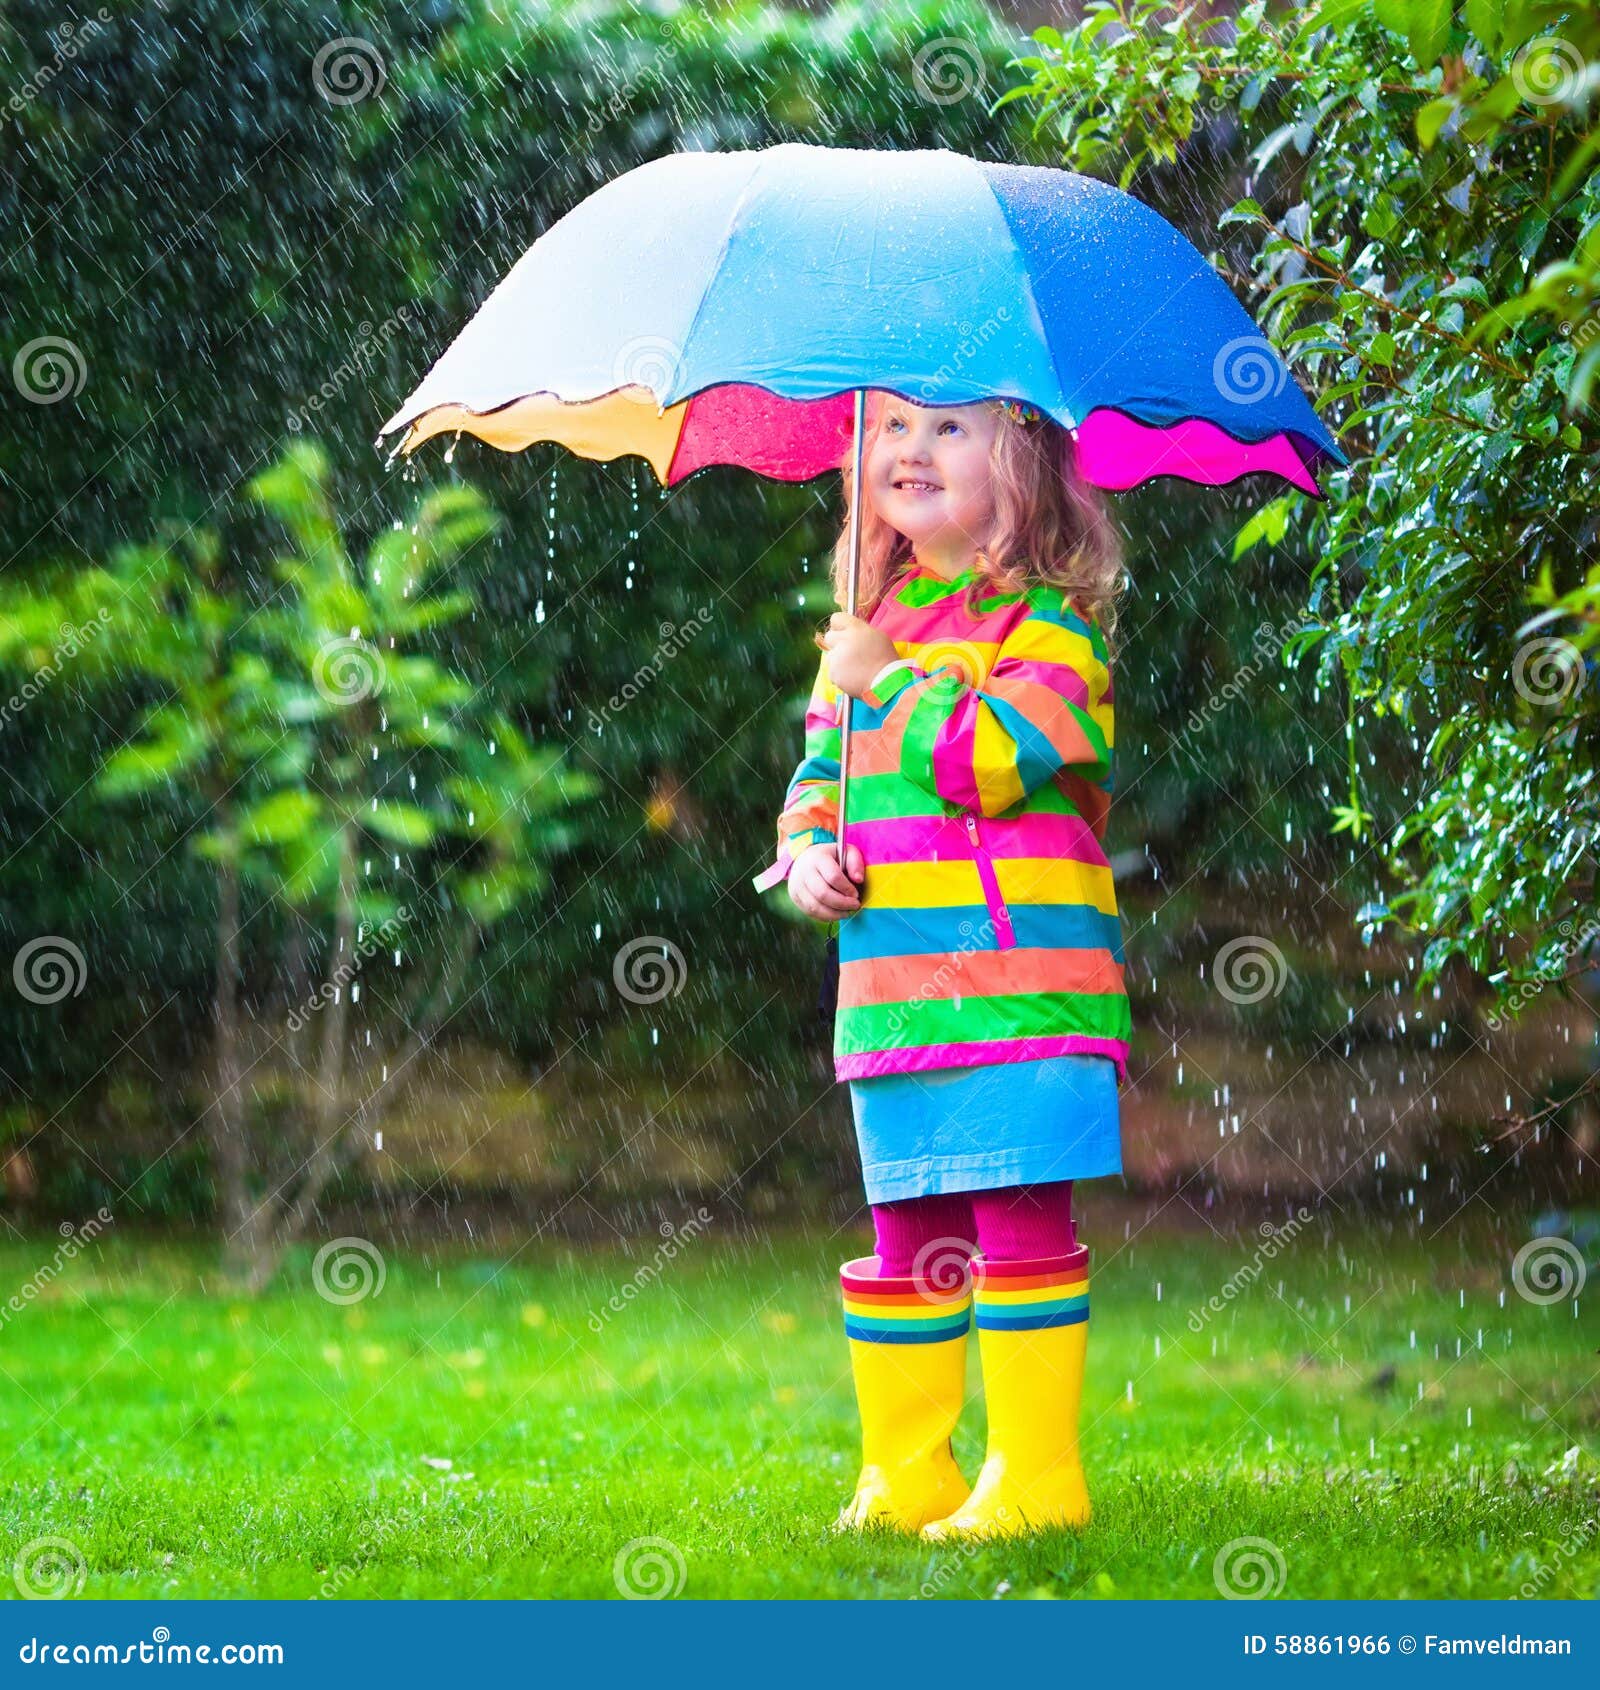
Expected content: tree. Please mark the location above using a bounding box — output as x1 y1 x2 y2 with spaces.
0 442 598 1286
1005 1 1600 1116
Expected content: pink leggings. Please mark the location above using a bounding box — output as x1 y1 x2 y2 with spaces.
870 1180 1076 1275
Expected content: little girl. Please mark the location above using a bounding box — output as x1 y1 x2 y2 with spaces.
753 391 1131 1540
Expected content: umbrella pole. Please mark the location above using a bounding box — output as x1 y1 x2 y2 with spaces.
837 387 866 882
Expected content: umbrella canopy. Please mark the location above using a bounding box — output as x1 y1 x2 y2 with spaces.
380 143 1345 497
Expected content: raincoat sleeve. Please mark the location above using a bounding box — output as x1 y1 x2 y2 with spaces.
751 649 842 892
869 600 1112 818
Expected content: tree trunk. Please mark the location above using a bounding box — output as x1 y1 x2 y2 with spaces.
209 818 265 1282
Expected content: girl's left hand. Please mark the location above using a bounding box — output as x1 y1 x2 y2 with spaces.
815 612 901 700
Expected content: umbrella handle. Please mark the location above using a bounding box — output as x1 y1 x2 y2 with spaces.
836 388 865 890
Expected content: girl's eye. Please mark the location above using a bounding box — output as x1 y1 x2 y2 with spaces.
939 421 960 435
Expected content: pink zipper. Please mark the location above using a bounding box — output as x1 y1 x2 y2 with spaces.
962 809 1016 950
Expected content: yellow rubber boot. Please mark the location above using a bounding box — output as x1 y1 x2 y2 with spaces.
834 1255 973 1532
922 1247 1092 1540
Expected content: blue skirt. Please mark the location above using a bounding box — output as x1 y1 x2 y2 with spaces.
849 1054 1122 1205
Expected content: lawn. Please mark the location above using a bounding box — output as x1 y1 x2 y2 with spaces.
0 1203 1596 1600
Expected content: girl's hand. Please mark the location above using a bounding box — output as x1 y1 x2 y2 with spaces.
788 839 865 921
815 612 901 699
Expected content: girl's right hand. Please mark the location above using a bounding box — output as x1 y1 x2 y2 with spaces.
788 840 865 921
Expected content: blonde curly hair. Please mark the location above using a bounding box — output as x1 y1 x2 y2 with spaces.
829 392 1129 656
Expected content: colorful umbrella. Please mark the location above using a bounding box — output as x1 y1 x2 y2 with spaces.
380 142 1346 851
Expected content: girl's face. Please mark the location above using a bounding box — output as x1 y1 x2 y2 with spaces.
865 397 1000 555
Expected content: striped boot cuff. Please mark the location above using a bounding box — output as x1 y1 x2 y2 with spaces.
972 1246 1090 1332
839 1255 973 1345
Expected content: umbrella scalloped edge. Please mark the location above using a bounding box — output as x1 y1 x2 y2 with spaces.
386 383 1342 500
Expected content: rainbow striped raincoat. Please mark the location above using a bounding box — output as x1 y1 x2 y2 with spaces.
754 559 1131 1087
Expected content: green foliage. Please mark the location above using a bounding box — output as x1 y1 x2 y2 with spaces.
0 0 1042 1136
1011 0 1600 1006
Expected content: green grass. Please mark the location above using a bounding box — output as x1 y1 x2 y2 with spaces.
0 1207 1596 1599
